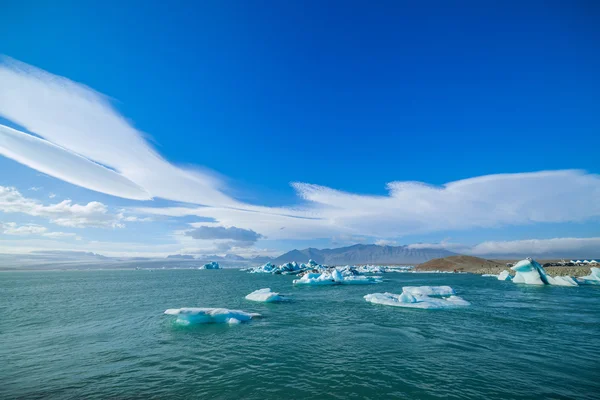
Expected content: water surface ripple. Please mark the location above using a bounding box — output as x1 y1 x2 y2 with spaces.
1 269 599 399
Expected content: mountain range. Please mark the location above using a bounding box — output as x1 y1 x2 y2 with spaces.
271 244 456 265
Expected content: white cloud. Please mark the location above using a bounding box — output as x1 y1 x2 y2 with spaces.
136 170 600 240
468 237 600 258
1 222 47 235
375 239 398 246
1 57 599 246
0 221 79 239
0 57 234 206
29 186 42 191
48 193 56 199
42 231 78 239
401 237 600 258
0 185 124 228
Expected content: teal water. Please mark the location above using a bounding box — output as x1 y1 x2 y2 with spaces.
1 269 599 399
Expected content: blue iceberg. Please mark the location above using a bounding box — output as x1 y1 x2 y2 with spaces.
164 308 260 325
577 267 600 285
200 261 220 270
293 269 382 285
511 258 577 286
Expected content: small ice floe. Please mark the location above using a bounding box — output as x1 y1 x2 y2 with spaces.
577 267 600 285
497 270 512 281
511 258 577 286
481 274 498 278
199 261 220 270
293 269 382 285
245 288 287 303
164 308 260 325
364 286 470 309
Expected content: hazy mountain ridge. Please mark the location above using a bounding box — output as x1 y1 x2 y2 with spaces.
273 244 456 265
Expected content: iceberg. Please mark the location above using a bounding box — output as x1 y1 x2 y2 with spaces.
245 288 287 302
403 285 456 296
199 261 220 270
577 267 600 285
164 308 260 325
497 270 512 281
481 274 498 278
511 258 578 286
293 270 382 285
364 286 470 309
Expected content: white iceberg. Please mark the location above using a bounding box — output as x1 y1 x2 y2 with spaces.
164 308 260 325
511 258 578 286
245 288 287 302
497 270 512 281
364 286 470 309
481 274 498 278
293 270 382 285
199 261 220 270
577 267 600 285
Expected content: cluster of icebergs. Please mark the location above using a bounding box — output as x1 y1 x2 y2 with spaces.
364 286 470 309
164 257 600 326
293 269 383 285
242 260 413 276
199 261 220 270
481 258 600 287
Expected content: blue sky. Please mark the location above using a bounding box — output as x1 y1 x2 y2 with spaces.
0 1 599 258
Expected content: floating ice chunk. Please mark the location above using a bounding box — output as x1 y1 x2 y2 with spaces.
403 286 455 296
164 308 260 325
546 275 578 287
245 288 286 303
481 274 498 277
577 267 600 285
200 261 220 270
497 270 512 281
511 259 547 285
511 258 577 286
364 286 470 309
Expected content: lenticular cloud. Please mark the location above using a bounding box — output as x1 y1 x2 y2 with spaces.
0 57 233 206
0 124 150 200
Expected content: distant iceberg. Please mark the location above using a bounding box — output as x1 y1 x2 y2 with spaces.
164 308 259 325
576 267 600 285
364 286 470 309
481 274 498 278
199 261 220 270
245 288 287 302
511 258 577 286
293 270 383 285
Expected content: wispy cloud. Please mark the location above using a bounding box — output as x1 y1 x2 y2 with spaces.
468 237 600 258
404 237 600 258
0 221 78 239
0 57 233 206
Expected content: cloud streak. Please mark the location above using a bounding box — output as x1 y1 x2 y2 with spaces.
0 57 233 206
